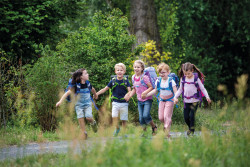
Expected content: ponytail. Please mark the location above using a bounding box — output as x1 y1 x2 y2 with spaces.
179 62 205 80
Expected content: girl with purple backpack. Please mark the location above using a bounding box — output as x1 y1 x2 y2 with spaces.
174 62 211 136
125 60 158 135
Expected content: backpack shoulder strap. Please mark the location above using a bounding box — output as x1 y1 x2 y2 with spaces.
85 80 92 91
157 78 161 91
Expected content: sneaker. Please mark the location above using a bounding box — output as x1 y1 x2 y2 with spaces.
91 120 98 133
113 127 120 137
84 131 88 139
152 125 157 135
187 130 194 136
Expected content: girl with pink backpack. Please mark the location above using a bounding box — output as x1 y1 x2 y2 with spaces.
174 62 211 136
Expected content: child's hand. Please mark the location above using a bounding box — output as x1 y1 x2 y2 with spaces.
141 92 147 99
174 98 178 104
124 93 130 101
206 98 211 104
94 94 98 100
56 101 61 107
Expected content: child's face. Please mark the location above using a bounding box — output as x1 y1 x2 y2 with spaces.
81 70 89 81
184 70 193 79
115 66 125 78
159 69 169 79
133 63 143 75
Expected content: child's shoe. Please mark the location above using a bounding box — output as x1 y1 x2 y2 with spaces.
91 120 98 133
187 130 194 136
84 131 88 139
113 127 120 137
152 125 157 136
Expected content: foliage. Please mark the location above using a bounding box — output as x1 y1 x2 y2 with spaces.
24 45 65 131
0 0 81 62
56 9 135 107
175 0 250 99
0 49 24 127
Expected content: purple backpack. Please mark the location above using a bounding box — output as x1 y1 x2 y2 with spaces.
181 73 204 107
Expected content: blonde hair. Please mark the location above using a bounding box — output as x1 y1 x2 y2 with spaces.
133 60 145 72
157 62 170 73
114 63 126 72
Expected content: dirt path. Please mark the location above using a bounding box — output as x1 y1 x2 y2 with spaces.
0 131 201 161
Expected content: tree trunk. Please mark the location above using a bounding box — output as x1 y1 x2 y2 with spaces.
130 0 162 53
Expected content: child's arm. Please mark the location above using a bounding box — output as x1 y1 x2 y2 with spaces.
198 79 211 103
91 87 98 99
124 87 131 101
174 79 183 104
141 82 153 99
56 90 72 107
126 88 136 100
144 88 158 99
96 86 110 97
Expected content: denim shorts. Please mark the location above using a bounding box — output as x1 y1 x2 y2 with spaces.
137 99 153 125
75 104 92 119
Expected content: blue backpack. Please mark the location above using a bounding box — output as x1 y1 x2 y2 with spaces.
168 73 180 89
132 67 158 89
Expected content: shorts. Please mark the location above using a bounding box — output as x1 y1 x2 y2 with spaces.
75 105 92 119
112 102 128 121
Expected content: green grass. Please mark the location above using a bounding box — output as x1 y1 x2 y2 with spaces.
0 100 249 166
0 126 61 147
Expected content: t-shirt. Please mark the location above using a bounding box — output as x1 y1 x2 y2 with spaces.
174 77 209 103
155 77 176 96
107 78 131 103
133 75 152 102
69 81 92 93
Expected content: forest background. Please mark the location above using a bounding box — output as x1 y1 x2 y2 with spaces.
0 0 249 131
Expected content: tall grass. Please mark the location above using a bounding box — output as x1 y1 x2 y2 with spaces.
1 75 249 166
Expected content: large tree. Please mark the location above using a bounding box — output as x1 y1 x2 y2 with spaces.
129 0 162 54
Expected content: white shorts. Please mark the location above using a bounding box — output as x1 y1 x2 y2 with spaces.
75 105 93 119
112 102 128 121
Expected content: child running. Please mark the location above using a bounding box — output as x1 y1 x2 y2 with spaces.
56 68 98 139
143 63 177 137
126 60 157 135
96 63 131 136
174 62 211 135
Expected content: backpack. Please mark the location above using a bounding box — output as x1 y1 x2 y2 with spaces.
109 75 129 102
132 67 158 89
168 73 180 89
156 77 175 102
181 72 205 107
64 78 99 110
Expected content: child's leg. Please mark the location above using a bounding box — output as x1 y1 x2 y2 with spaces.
184 103 191 129
75 105 87 138
163 101 174 132
138 101 146 125
84 105 97 133
189 102 199 132
158 101 165 123
112 102 120 129
78 118 87 139
120 103 128 129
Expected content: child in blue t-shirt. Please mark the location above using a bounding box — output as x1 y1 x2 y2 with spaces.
96 63 131 136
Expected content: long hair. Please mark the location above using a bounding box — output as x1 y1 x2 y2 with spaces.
72 68 86 84
178 62 205 80
134 60 145 73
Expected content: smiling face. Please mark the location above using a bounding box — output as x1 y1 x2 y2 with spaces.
133 62 144 76
184 70 194 79
159 69 170 80
115 66 125 79
81 70 89 82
